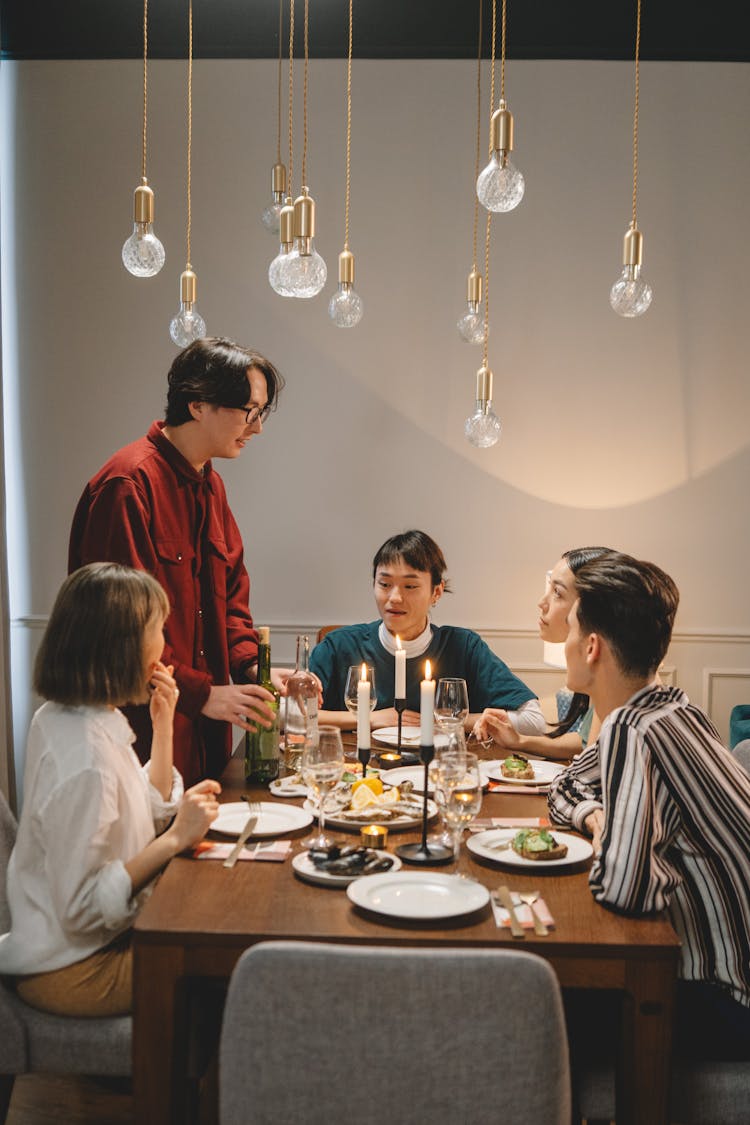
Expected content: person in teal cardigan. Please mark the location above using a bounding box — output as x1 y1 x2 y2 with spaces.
309 530 545 735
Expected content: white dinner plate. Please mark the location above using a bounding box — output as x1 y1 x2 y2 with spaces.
381 764 489 795
269 777 309 799
303 797 438 833
347 872 490 920
372 727 449 749
211 801 312 838
467 828 593 869
292 849 402 888
484 759 565 787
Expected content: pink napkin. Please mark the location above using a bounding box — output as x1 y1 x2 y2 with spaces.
192 840 292 862
470 817 550 831
491 894 556 930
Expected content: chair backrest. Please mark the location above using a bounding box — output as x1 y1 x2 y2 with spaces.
220 941 571 1125
315 625 342 645
732 740 750 777
0 792 17 934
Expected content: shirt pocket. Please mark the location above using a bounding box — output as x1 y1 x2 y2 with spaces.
154 538 196 600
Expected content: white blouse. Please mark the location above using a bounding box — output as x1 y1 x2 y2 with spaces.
0 701 183 975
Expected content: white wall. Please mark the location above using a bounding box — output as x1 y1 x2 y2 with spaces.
2 57 749 792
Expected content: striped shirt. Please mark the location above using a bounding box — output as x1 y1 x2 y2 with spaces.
548 685 750 1007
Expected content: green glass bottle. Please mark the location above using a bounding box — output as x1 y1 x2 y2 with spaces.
244 626 280 783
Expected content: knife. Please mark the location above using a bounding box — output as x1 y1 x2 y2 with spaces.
495 884 525 939
223 808 259 868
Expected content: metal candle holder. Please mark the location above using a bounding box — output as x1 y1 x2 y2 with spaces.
358 741 370 778
395 743 452 866
395 697 406 753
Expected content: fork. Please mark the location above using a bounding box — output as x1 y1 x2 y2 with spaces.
518 890 549 937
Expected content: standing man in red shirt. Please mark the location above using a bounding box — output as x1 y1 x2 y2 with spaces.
69 337 284 786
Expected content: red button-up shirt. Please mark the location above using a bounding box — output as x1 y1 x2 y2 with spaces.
69 421 258 785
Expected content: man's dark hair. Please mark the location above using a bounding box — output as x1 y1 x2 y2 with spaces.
573 553 679 678
165 337 284 426
372 530 452 593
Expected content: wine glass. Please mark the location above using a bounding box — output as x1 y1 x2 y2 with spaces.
433 749 482 866
300 725 346 849
434 677 469 732
343 664 377 761
429 727 466 848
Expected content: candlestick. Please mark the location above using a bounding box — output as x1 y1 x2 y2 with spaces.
420 661 435 747
395 741 452 866
357 664 370 777
395 636 406 698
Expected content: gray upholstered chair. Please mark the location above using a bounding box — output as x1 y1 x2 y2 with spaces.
732 739 750 777
220 940 571 1125
0 790 131 1122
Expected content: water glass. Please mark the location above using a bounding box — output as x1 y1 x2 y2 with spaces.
301 725 346 849
434 677 469 732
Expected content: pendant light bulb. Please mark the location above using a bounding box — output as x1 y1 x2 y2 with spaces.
457 269 485 344
476 102 524 213
464 365 501 448
169 269 206 346
328 250 363 327
285 188 327 298
610 224 653 317
122 182 165 277
261 163 287 234
268 197 297 297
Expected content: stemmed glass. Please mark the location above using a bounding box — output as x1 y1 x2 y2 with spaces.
429 727 467 848
344 664 377 762
432 749 483 866
434 677 469 732
300 725 346 849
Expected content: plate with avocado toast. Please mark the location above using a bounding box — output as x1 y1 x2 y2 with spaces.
485 757 565 787
467 827 593 869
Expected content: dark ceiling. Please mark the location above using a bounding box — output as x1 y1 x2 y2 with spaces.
1 0 749 63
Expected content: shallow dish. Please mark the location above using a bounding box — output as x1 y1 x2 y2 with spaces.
467 828 593 869
484 759 565 787
372 727 449 749
381 764 489 795
211 801 312 838
292 849 401 888
347 872 490 920
303 797 438 833
269 777 309 799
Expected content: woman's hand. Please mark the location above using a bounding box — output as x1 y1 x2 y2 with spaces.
584 808 605 855
370 708 421 730
472 708 521 749
170 780 222 851
149 662 179 735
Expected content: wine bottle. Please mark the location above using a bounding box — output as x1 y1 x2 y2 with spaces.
244 626 280 783
283 634 319 774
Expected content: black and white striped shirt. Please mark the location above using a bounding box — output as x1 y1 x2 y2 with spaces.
548 685 750 1007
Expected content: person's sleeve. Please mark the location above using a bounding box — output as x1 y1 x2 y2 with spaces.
221 503 260 681
35 767 141 935
69 477 212 715
588 722 679 915
465 634 537 711
309 637 342 710
506 699 547 734
142 762 184 832
547 742 603 831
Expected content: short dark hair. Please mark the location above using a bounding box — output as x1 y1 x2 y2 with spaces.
34 563 170 707
372 530 451 593
573 553 679 679
562 546 615 573
164 337 284 426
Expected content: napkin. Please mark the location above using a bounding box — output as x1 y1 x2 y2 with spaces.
192 840 292 862
487 781 549 794
469 817 550 831
491 893 556 930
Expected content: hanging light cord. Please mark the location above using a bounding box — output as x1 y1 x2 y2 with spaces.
301 0 309 187
343 0 353 250
141 0 149 181
185 0 193 268
631 0 641 227
470 0 483 271
500 0 507 102
287 0 295 192
482 212 492 367
275 0 283 165
488 0 497 153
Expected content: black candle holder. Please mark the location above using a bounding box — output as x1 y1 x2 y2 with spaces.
395 743 453 866
358 742 370 778
395 697 406 753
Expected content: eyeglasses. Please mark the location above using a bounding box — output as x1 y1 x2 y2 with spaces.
220 403 272 426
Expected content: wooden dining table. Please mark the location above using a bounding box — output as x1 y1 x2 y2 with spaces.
133 746 680 1125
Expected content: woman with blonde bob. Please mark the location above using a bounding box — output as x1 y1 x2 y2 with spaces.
0 563 220 1017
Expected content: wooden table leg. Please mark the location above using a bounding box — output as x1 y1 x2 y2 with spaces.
133 942 187 1125
618 957 676 1125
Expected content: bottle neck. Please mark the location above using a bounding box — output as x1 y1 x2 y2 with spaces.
257 642 272 685
295 635 310 672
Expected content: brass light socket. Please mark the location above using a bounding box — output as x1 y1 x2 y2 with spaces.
490 101 514 154
467 269 483 304
133 183 155 224
623 224 644 267
279 198 295 245
338 249 355 285
180 268 197 305
272 163 287 195
476 364 493 403
293 188 316 240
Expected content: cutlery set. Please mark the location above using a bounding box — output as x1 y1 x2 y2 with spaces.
223 800 261 868
492 884 549 937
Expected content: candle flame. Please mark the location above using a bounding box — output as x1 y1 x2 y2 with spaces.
396 634 402 650
425 660 432 680
360 663 367 681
